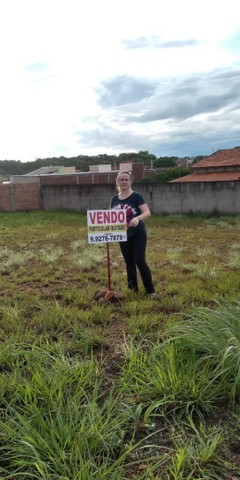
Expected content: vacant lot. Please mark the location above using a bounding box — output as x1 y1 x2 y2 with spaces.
0 211 240 479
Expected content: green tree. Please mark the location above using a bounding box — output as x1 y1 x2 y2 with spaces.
141 166 190 183
154 157 178 167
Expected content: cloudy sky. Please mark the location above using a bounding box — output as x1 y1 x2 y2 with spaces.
1 0 240 161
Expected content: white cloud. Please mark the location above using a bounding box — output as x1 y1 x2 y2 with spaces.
0 0 240 160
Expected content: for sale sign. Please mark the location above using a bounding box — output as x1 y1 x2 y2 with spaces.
87 209 127 244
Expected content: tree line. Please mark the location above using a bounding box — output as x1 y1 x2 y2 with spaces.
0 151 204 179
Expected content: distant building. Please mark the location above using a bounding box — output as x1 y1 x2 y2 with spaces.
8 162 145 186
170 147 240 183
119 162 133 172
176 157 194 168
89 164 112 173
25 166 76 176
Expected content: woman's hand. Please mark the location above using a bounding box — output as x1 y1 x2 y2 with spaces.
129 204 150 227
129 216 141 228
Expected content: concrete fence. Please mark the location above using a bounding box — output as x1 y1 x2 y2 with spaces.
41 181 240 215
1 178 240 214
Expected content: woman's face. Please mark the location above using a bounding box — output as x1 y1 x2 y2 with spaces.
117 173 131 190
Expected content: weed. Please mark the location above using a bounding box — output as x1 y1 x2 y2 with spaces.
39 245 64 263
166 299 240 403
227 250 240 269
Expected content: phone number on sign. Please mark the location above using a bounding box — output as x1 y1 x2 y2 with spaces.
89 234 126 243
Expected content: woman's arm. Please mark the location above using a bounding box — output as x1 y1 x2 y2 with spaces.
129 203 151 227
138 203 151 221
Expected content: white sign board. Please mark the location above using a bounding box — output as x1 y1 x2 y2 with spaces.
87 209 127 244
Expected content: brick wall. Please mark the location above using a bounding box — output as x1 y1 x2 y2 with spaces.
40 172 118 186
39 163 145 185
0 184 12 211
0 183 41 212
132 163 144 181
13 183 41 211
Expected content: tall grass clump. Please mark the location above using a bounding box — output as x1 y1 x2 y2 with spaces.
119 340 226 418
227 250 240 269
119 300 240 418
71 245 105 270
0 343 141 479
0 248 35 271
166 299 240 403
164 416 232 480
39 245 64 263
134 416 232 480
0 392 137 479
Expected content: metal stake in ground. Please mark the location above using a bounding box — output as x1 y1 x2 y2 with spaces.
93 241 125 302
106 242 111 291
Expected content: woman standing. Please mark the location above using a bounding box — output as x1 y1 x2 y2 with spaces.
110 170 155 297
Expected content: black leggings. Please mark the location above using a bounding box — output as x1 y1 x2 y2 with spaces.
119 232 155 294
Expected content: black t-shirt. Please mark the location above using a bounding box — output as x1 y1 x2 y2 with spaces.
110 191 146 238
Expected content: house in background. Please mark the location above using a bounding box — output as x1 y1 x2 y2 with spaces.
89 164 112 173
170 147 240 183
25 166 76 175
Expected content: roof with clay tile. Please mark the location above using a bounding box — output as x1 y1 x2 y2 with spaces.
192 147 240 169
169 147 240 183
170 171 240 183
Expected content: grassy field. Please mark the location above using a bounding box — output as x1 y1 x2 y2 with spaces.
0 211 240 479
